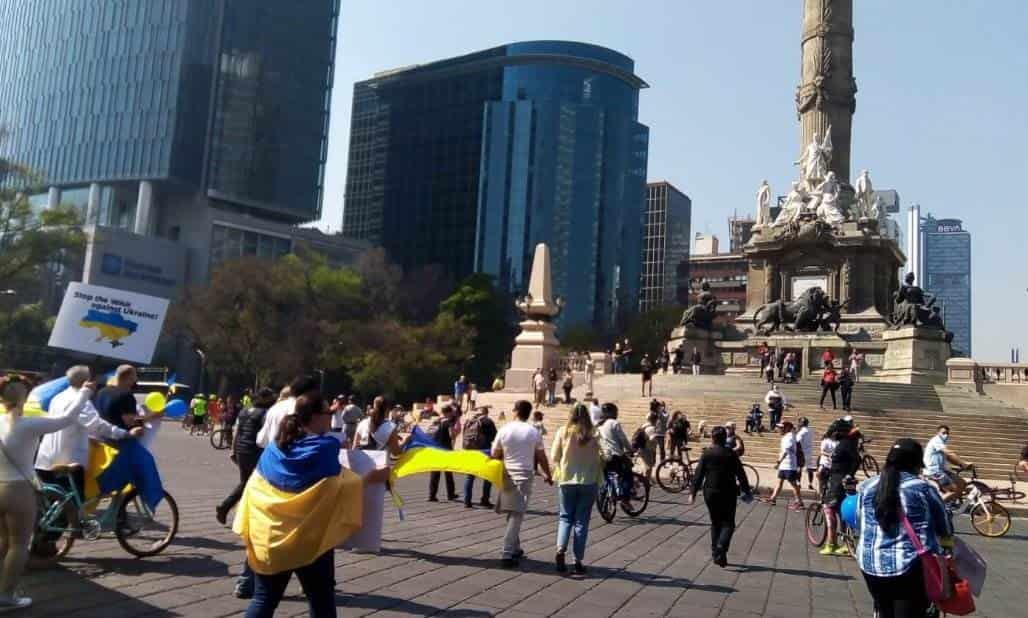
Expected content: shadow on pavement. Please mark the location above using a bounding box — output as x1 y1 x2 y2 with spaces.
171 534 242 552
57 553 231 578
20 564 171 616
730 563 855 580
337 592 493 616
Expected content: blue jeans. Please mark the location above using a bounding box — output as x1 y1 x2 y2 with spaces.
246 550 336 617
464 475 492 506
556 483 598 562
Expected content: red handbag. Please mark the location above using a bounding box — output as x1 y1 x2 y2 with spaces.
900 514 950 602
937 561 975 616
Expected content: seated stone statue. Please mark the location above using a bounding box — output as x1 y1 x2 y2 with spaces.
889 273 935 328
813 172 845 226
772 182 808 228
680 281 718 330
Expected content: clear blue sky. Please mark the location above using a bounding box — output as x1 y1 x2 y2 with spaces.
318 1 1028 361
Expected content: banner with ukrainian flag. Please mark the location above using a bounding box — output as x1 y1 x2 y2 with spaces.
394 426 505 488
233 439 364 575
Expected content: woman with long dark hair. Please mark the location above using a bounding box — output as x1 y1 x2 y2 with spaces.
549 403 602 574
353 396 402 455
855 438 952 618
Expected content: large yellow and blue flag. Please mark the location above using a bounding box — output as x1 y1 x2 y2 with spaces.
393 426 505 488
233 436 364 575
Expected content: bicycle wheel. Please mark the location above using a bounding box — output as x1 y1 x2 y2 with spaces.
209 428 231 450
655 458 689 494
970 501 1011 537
116 489 179 557
596 483 617 523
805 502 827 547
33 487 76 563
743 464 760 494
840 524 858 556
860 454 879 478
621 473 650 517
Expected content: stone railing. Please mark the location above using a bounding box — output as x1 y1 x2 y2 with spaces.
945 358 1028 395
558 352 612 375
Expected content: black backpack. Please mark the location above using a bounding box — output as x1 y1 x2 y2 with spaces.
462 417 483 449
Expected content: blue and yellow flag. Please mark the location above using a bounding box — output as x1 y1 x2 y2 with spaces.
234 437 364 575
393 426 505 488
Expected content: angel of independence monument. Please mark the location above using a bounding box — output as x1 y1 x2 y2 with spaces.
669 0 953 384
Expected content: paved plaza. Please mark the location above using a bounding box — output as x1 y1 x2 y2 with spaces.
19 429 1027 617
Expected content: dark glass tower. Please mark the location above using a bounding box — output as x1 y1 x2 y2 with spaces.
921 216 972 356
0 0 338 225
640 182 692 312
343 41 649 330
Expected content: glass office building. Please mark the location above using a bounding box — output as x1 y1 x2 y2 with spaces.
344 41 650 329
0 0 340 280
921 216 972 356
640 182 692 312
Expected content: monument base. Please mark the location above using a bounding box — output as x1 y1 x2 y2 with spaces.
504 319 559 392
876 327 949 385
667 326 722 374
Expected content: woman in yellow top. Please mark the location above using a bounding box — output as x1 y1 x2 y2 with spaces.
549 403 603 575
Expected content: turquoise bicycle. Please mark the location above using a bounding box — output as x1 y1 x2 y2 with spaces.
33 463 179 559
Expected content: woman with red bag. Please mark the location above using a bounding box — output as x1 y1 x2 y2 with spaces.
855 438 953 618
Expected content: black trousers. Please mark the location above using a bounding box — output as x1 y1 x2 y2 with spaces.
654 436 666 462
820 384 839 408
861 559 929 618
429 471 456 499
841 386 853 410
704 490 737 557
220 451 261 513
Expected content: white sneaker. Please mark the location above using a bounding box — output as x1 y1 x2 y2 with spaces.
0 595 32 613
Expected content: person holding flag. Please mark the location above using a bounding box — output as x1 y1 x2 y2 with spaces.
234 391 389 617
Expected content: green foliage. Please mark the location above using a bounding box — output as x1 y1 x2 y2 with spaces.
439 273 518 389
559 322 604 353
623 305 684 370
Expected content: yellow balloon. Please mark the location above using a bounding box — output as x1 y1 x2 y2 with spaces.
144 391 167 412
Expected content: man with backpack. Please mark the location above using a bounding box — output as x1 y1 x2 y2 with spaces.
760 421 804 510
463 407 497 508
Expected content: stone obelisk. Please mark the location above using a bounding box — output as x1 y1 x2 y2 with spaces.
796 0 857 184
504 244 561 392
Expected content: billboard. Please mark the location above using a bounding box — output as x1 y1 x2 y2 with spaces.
48 282 170 364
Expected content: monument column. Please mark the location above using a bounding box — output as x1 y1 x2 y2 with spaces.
797 0 856 184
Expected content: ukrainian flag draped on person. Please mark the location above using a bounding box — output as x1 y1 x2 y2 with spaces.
233 433 363 575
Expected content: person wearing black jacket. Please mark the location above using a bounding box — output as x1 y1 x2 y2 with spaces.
821 420 861 556
463 407 497 508
216 387 276 598
838 368 855 411
688 427 753 567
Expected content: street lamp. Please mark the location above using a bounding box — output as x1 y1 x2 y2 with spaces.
194 347 207 394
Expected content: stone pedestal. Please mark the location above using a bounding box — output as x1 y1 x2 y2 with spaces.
667 326 722 374
504 318 559 392
877 327 949 385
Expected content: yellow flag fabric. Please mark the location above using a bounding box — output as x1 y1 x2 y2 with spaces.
393 448 505 488
85 440 122 501
233 470 363 575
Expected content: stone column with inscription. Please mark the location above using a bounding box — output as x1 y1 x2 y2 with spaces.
797 0 856 185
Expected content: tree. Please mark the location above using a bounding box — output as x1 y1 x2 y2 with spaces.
0 127 85 297
624 305 684 371
439 274 518 388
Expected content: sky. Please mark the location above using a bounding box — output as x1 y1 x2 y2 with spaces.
318 1 1028 361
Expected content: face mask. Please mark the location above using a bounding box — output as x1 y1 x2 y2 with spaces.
939 433 949 443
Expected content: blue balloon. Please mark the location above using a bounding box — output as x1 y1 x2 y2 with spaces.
841 493 859 529
163 399 188 418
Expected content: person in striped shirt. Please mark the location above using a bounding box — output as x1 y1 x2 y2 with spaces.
855 438 953 618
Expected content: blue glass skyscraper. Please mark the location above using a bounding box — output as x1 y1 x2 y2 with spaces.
344 42 649 330
921 216 972 356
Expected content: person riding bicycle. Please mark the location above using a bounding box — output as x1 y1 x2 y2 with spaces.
923 424 972 504
189 393 207 436
596 403 633 506
821 419 861 556
668 411 690 459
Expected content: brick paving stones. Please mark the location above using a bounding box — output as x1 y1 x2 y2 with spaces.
18 429 1027 616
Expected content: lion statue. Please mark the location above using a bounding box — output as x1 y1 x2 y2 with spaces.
752 287 827 335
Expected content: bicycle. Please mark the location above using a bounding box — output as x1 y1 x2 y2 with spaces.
596 462 649 522
210 426 233 450
991 465 1028 503
33 463 179 559
655 447 693 494
805 477 857 555
858 437 878 478
948 464 1012 537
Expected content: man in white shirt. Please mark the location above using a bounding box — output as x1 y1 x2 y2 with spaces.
35 366 140 496
795 417 817 490
587 394 603 425
761 420 803 509
256 375 320 448
491 400 551 567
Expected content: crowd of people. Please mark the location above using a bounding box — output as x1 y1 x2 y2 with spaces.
1 360 1023 617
